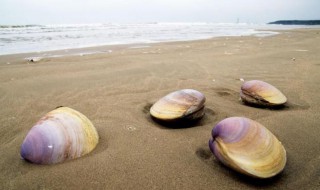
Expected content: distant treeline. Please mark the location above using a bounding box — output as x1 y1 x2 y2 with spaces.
268 20 320 25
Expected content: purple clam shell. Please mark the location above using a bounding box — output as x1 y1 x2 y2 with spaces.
21 119 64 164
240 80 287 107
20 107 99 164
209 117 286 178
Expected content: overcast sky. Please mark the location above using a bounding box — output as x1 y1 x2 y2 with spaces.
1 0 319 24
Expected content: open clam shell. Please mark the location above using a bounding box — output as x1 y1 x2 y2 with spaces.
20 107 99 164
240 80 287 107
209 117 286 178
150 89 206 122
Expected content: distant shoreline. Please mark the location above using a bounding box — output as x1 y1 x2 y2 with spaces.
0 23 279 56
268 20 320 25
1 23 319 56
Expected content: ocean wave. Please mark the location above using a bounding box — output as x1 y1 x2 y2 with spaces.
0 23 317 55
0 24 44 28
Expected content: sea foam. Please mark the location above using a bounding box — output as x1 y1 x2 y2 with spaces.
0 23 316 55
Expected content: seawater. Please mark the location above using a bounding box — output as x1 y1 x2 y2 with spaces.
0 23 315 55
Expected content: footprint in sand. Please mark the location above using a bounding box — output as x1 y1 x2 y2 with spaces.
214 87 239 100
195 148 213 161
142 103 153 114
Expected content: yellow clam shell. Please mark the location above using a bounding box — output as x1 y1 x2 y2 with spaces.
150 89 206 121
240 80 287 107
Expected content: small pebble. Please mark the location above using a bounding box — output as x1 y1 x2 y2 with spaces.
125 125 136 131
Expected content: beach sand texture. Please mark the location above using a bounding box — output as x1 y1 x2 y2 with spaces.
0 29 319 189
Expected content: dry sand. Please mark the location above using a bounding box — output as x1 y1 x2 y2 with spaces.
0 29 319 189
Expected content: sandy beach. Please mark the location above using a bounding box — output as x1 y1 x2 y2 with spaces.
0 29 319 189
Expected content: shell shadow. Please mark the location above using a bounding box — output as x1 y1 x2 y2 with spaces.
150 115 204 129
284 101 310 110
240 100 310 111
240 101 287 110
196 145 285 187
217 162 285 187
144 102 216 129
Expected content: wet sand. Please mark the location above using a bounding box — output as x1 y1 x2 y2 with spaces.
0 29 320 189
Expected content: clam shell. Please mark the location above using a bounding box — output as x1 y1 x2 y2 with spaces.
20 107 99 164
240 80 287 107
209 117 286 178
150 89 205 121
